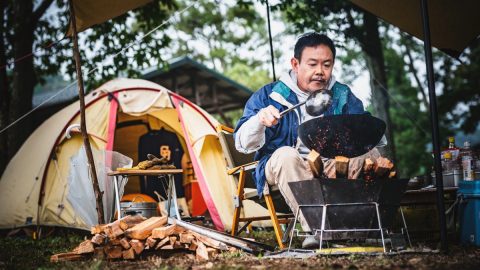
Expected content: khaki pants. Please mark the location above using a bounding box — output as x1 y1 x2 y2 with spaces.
265 146 381 231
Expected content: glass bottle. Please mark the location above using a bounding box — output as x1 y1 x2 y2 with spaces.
461 141 476 181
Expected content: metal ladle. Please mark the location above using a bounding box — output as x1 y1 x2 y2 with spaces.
279 88 333 117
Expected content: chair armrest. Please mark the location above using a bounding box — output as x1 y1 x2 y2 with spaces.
227 161 258 175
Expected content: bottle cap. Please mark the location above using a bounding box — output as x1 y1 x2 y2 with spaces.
448 136 455 143
464 141 471 148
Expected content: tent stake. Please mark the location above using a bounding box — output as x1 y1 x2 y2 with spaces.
68 0 105 225
420 0 448 253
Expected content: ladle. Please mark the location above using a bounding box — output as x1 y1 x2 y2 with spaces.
278 88 333 117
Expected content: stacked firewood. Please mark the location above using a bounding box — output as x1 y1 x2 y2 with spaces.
50 216 234 262
307 150 395 180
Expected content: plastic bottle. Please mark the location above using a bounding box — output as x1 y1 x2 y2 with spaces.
442 151 454 172
461 141 476 181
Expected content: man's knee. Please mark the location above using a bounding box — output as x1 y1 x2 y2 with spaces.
270 146 301 165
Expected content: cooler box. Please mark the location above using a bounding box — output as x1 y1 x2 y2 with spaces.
458 180 480 246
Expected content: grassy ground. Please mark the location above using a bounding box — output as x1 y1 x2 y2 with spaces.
1 228 480 270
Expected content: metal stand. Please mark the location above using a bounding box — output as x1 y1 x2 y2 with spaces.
288 202 411 252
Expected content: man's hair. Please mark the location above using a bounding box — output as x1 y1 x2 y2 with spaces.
294 32 336 61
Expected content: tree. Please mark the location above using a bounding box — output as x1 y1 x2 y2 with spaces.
0 0 176 174
275 0 396 160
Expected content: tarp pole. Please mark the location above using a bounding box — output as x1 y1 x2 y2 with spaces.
68 0 105 225
421 0 448 253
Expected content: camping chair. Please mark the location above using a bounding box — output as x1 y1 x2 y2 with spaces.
216 125 294 248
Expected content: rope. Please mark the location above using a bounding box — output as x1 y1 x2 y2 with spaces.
266 0 276 81
0 2 196 135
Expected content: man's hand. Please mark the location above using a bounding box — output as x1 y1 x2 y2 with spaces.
258 105 280 127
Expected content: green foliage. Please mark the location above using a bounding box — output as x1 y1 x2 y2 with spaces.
28 0 177 91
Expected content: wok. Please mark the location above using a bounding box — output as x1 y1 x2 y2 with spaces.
298 114 386 158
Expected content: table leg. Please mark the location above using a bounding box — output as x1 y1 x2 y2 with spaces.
114 175 121 221
166 174 174 218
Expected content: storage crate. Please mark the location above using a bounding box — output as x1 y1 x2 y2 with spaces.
458 180 480 246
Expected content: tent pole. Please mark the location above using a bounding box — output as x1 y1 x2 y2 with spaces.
420 0 448 253
68 0 105 225
266 0 276 81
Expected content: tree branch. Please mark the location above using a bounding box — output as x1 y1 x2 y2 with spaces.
401 33 429 108
33 0 54 24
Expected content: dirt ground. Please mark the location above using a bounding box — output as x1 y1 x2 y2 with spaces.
1 229 480 270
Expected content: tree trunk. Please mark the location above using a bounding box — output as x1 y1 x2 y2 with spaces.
361 13 396 161
0 0 9 175
9 1 36 159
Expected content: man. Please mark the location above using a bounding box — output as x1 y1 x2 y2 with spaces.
234 32 384 248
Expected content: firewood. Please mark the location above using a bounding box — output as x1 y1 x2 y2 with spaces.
173 241 184 249
161 244 174 250
363 158 376 180
73 239 94 254
104 246 123 259
191 231 228 250
146 236 157 249
50 252 84 262
151 224 185 239
306 150 323 178
122 248 135 260
155 237 170 250
206 247 218 257
195 241 209 261
179 232 195 244
108 238 121 246
91 234 106 245
335 156 349 178
374 157 394 178
169 235 178 246
119 238 131 250
130 239 145 255
189 240 198 251
93 247 105 259
125 216 167 240
91 224 106 235
119 215 147 231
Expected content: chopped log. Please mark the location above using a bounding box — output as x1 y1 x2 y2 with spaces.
151 224 185 239
206 247 218 257
173 241 184 249
195 241 209 261
94 247 105 259
119 238 131 250
191 231 228 250
122 248 135 260
306 150 323 178
374 157 394 178
169 235 178 246
108 238 121 246
130 239 145 255
179 232 195 244
73 239 94 254
91 224 106 235
146 236 157 249
119 215 147 231
50 252 84 262
335 156 349 178
363 158 376 180
189 240 198 251
91 234 106 245
125 216 167 240
104 245 123 259
155 237 170 250
160 244 174 250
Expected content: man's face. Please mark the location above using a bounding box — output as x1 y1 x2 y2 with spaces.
291 44 334 93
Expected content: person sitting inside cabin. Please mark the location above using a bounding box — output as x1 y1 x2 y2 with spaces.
234 32 386 248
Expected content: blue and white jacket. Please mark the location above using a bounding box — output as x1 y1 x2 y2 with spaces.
234 74 366 196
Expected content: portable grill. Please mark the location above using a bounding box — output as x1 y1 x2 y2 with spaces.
288 178 410 251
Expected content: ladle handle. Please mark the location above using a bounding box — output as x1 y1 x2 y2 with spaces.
279 100 306 117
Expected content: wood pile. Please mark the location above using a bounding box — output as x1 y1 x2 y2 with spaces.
50 215 234 263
